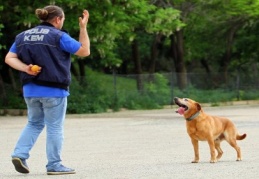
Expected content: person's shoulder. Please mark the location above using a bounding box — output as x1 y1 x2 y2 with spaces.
16 30 26 37
60 31 73 41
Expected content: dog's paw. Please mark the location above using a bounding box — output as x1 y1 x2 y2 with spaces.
210 159 217 163
191 160 199 163
236 158 242 161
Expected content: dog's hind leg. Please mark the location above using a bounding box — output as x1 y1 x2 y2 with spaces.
215 139 223 161
225 130 242 161
226 138 242 161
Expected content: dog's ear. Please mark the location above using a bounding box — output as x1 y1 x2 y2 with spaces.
196 103 201 111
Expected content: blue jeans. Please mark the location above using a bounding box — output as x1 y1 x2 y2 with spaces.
12 97 67 170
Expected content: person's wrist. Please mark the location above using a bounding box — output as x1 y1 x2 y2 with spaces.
80 26 87 30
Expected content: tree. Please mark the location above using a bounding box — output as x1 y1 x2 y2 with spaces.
115 1 184 91
152 0 198 89
2 0 259 108
170 0 259 87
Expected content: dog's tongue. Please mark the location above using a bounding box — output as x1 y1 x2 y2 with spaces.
177 107 185 115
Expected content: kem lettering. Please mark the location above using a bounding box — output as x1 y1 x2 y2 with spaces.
24 35 44 41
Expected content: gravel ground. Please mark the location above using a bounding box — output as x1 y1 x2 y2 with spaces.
0 104 258 179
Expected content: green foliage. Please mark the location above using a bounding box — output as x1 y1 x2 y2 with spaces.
2 0 259 72
0 86 26 109
225 0 259 17
68 70 171 112
66 71 259 113
146 8 185 36
144 73 171 104
2 70 259 113
68 71 112 114
172 85 237 104
2 0 259 113
123 93 162 109
118 73 171 110
59 0 184 68
0 6 3 51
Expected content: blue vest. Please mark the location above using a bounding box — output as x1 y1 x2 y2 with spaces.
15 22 71 90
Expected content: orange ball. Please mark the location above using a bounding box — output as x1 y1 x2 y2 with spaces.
31 65 41 72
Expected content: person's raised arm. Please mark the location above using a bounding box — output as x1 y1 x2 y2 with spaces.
75 10 90 57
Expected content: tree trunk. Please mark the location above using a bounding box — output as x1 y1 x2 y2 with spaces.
0 74 7 106
219 22 243 83
77 60 86 85
132 39 143 92
149 34 162 74
8 68 17 91
200 58 211 74
200 58 216 88
70 63 79 81
170 30 187 90
148 34 162 82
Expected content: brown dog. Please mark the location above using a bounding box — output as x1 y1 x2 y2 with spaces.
174 97 246 163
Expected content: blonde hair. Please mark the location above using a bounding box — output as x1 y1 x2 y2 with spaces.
35 5 63 21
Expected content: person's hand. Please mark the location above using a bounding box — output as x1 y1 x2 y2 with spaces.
79 10 89 28
26 64 41 76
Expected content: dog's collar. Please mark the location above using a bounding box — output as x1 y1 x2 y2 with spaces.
186 111 200 121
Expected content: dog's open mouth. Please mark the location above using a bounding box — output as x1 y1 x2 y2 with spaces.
176 105 188 115
174 99 188 115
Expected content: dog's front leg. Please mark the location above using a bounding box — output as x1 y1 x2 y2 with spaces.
208 138 217 163
191 138 199 163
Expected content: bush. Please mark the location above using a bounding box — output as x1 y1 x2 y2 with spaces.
68 74 112 114
0 85 26 109
2 70 259 114
68 72 172 112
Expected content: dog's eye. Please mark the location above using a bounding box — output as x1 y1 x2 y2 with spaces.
184 98 188 101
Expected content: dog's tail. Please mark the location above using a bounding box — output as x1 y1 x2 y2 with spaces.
236 133 247 140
